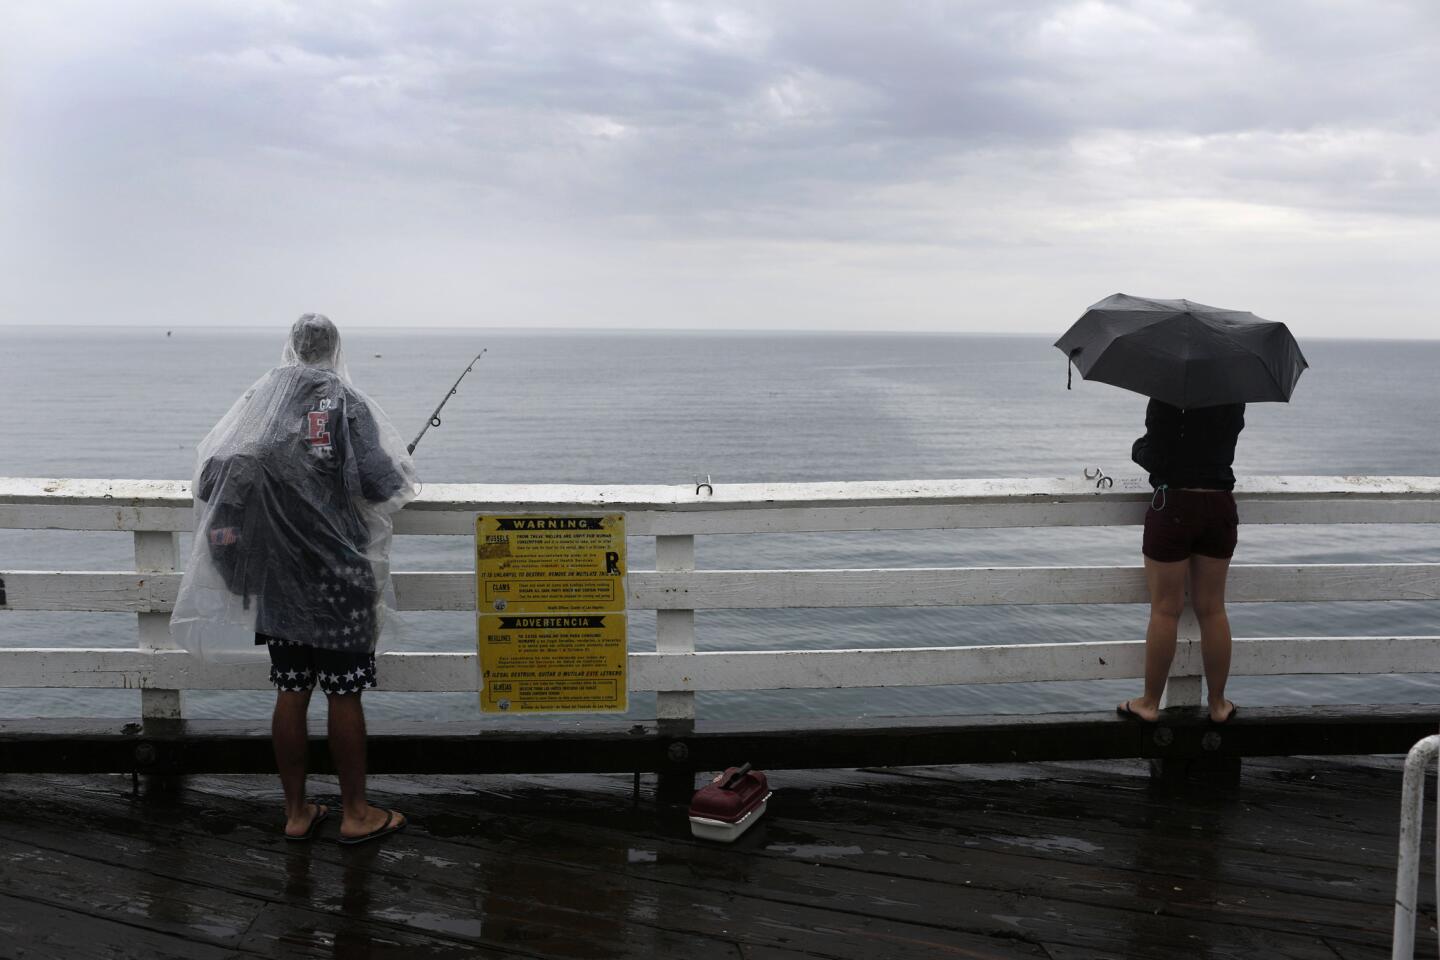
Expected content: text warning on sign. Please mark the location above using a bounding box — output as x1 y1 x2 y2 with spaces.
476 514 626 614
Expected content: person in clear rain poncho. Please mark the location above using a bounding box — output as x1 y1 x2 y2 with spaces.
172 314 419 843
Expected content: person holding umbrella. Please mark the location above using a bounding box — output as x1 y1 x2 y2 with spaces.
1055 294 1308 724
1123 397 1245 723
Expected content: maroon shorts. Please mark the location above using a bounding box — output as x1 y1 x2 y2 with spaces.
1142 489 1239 563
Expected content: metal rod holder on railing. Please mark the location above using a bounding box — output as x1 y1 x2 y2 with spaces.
1392 732 1440 959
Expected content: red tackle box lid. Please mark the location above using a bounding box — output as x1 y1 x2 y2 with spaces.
689 764 770 824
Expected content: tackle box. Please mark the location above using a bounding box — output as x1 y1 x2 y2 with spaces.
688 763 771 842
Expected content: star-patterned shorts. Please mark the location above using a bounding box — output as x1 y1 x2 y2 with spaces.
260 634 377 696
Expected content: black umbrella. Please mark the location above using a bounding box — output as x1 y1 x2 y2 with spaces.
1055 293 1308 409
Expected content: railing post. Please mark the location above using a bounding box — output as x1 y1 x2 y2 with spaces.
1162 607 1203 709
134 531 183 721
655 534 696 802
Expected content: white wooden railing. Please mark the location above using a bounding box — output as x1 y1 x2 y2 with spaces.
3 475 1440 723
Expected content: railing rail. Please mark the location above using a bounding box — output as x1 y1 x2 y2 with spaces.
4 475 1440 723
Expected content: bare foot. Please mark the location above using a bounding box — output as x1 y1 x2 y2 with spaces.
1209 700 1237 724
284 802 329 840
1116 698 1160 722
340 805 407 842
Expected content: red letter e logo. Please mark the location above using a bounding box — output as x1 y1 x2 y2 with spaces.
306 411 331 446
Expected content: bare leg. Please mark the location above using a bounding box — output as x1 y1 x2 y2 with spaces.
1120 557 1188 721
273 688 319 834
327 692 405 838
1190 553 1236 722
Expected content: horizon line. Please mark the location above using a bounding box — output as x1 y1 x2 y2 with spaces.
0 323 1431 343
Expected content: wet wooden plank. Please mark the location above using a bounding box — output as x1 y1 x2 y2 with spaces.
370 760 1430 956
247 759 1423 916
0 776 1051 960
393 775 1407 954
237 897 742 960
237 905 525 960
0 758 1429 960
1325 940 1406 960
0 894 257 960
353 760 1417 883
0 840 266 949
135 778 1375 958
327 819 1366 958
0 800 746 960
880 762 1416 841
758 770 1410 876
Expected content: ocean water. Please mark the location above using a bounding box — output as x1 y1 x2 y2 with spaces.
3 327 1439 723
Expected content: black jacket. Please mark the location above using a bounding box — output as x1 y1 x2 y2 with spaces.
1131 400 1245 491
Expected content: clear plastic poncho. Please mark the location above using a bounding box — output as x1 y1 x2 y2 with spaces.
171 315 419 662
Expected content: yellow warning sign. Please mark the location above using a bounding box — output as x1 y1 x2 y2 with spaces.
478 614 628 713
475 514 626 614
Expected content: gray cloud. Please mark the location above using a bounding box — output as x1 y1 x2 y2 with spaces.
1 0 1437 335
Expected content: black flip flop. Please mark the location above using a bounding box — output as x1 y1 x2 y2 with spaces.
284 803 330 842
1116 700 1154 723
338 809 407 846
1210 702 1239 725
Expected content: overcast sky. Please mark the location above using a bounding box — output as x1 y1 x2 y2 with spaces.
2 1 1437 336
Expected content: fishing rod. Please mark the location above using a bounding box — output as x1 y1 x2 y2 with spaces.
408 350 486 454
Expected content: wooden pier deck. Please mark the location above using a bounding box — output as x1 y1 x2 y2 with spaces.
1 755 1432 960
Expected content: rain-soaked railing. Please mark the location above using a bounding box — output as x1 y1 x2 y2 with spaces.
3 474 1440 724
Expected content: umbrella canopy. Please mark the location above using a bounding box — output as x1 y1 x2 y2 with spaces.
1054 293 1308 409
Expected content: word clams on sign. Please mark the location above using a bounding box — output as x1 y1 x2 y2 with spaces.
475 514 627 713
